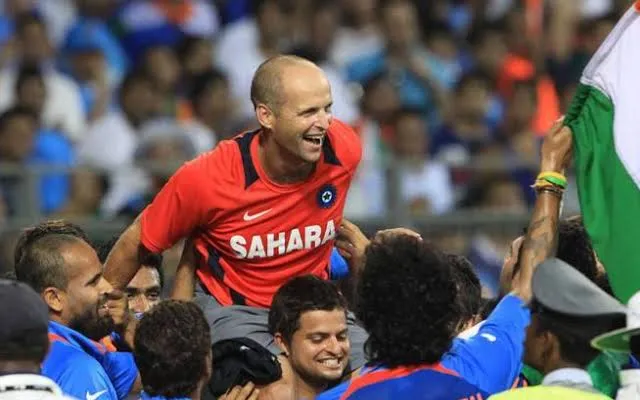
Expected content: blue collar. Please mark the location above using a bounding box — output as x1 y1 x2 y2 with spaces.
48 321 108 360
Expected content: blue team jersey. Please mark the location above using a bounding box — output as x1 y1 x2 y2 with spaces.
43 321 138 400
317 295 530 400
340 364 487 400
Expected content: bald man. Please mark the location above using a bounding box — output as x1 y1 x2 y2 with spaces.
103 55 367 368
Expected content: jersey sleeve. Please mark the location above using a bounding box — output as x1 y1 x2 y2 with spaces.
441 295 530 395
329 119 362 174
53 354 118 400
140 153 217 253
101 352 138 400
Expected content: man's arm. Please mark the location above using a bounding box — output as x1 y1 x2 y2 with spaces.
104 218 150 291
511 120 572 302
104 159 210 289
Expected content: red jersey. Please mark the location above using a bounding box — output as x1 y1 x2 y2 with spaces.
140 119 362 307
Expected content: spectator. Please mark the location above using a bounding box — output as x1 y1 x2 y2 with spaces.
0 12 86 141
134 300 259 400
343 74 398 219
431 71 494 166
60 24 113 122
53 167 109 218
346 0 452 125
269 276 350 399
98 236 164 317
177 35 214 91
14 221 139 400
114 0 219 64
63 0 129 85
0 105 74 215
215 0 294 121
394 107 454 216
117 120 198 218
184 69 230 150
464 175 528 295
139 44 182 119
79 70 157 216
13 66 75 214
0 279 74 399
330 0 383 68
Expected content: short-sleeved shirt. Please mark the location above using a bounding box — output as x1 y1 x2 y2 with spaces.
317 295 530 399
43 322 137 400
141 119 362 307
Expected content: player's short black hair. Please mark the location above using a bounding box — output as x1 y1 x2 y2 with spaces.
0 106 37 134
447 254 482 324
15 233 82 294
269 275 347 344
134 300 211 398
14 220 90 267
97 236 164 288
15 64 44 94
357 235 458 367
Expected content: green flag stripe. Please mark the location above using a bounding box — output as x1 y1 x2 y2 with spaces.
566 83 640 303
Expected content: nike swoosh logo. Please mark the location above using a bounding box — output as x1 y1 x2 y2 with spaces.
86 390 107 400
243 209 272 221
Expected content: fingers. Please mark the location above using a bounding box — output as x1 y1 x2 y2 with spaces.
222 382 259 400
334 240 354 258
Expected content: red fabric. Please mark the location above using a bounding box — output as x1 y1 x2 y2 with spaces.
141 119 361 307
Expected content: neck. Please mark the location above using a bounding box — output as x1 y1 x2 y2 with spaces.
0 361 40 375
258 132 315 184
292 375 327 400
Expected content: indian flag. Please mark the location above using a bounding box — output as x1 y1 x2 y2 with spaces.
565 1 640 303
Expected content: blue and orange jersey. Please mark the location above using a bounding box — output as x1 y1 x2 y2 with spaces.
340 364 488 400
318 295 531 400
43 322 137 400
141 119 362 307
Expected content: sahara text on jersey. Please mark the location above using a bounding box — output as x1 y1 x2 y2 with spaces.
230 220 336 259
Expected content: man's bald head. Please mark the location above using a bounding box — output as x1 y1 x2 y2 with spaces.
250 55 322 112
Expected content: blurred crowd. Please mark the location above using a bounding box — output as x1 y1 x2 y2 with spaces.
0 0 632 293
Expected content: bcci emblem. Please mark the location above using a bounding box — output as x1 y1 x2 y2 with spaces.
317 184 337 209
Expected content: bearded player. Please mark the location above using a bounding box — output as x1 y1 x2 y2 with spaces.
103 55 367 368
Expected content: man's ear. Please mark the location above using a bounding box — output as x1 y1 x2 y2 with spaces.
255 103 276 130
42 286 64 313
273 332 290 356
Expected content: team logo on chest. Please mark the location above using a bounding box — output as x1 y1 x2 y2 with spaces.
317 184 337 208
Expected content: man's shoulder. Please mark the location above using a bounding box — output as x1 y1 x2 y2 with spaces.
44 340 105 375
327 119 362 170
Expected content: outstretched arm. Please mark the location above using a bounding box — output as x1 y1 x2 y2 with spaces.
511 119 573 302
